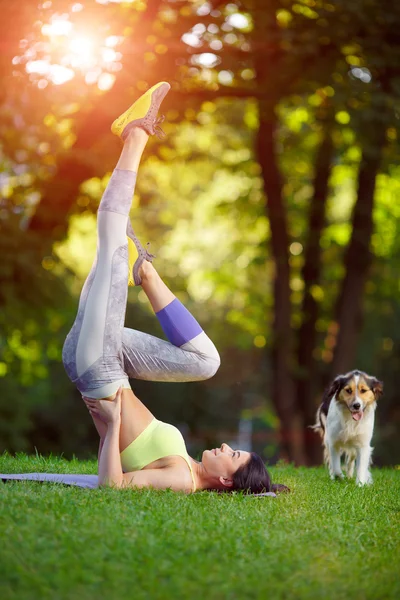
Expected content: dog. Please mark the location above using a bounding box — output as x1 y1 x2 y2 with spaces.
311 370 383 485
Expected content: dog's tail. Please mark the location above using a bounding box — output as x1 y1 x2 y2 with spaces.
309 405 326 438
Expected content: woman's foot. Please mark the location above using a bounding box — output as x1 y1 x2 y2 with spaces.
137 261 176 312
111 81 171 140
126 220 155 286
137 259 155 283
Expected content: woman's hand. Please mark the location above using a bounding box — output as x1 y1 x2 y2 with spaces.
83 387 123 425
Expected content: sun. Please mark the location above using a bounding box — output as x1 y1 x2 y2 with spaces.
19 13 123 89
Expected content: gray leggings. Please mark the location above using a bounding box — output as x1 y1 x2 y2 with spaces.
62 169 220 399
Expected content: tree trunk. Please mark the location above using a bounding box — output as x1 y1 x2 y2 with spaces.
28 158 95 242
330 130 385 377
256 107 302 464
296 113 334 465
252 3 304 464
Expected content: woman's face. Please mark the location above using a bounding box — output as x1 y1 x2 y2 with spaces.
202 442 251 486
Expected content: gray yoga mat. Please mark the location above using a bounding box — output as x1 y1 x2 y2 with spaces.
0 473 99 488
0 473 277 496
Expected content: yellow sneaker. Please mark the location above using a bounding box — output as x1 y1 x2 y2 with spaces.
126 221 155 286
111 81 171 140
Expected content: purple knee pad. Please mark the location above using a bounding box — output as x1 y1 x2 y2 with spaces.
156 298 203 347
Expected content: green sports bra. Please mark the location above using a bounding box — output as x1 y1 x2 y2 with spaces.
120 418 196 491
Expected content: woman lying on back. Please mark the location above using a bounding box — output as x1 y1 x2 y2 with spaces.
63 81 288 495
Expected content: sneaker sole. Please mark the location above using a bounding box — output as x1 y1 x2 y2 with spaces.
111 81 170 138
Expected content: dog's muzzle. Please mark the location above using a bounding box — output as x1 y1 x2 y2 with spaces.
350 402 363 421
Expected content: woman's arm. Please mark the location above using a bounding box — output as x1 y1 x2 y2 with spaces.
122 468 193 492
83 389 193 492
83 389 124 487
97 428 192 490
98 438 104 463
97 424 192 491
97 420 124 486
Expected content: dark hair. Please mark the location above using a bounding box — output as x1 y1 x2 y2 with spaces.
231 452 290 495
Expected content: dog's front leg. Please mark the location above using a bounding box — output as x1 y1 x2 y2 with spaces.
356 446 373 486
345 451 356 479
328 445 343 480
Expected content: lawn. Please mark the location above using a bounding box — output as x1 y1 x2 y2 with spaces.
1 453 399 600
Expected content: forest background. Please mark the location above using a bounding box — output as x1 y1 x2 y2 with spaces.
1 0 399 466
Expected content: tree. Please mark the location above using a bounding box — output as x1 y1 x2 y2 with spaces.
1 0 400 463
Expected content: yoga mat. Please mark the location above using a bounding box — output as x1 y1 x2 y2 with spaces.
0 473 99 488
1 473 277 496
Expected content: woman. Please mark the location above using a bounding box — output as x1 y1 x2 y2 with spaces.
62 82 286 494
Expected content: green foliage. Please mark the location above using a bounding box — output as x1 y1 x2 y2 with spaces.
1 456 400 600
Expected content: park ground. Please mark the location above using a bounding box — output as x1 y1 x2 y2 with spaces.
1 454 399 600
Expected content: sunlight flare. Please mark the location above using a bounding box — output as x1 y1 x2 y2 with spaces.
22 13 122 89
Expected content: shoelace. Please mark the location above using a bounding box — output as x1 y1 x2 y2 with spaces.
153 114 166 139
144 241 156 261
132 241 156 286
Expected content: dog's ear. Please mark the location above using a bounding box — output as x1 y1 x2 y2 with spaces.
322 375 344 404
370 378 383 399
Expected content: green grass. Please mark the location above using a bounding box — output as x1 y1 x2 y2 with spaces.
1 454 399 600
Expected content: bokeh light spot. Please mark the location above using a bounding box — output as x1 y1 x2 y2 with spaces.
336 111 351 125
254 335 266 348
290 242 303 256
210 40 223 51
218 70 233 85
98 72 116 91
227 13 249 30
42 17 73 37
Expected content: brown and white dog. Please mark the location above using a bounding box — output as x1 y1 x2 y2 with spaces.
311 370 383 485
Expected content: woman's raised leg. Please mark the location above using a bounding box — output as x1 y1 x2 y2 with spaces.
121 260 221 383
118 258 221 453
63 81 171 401
62 126 159 450
62 129 149 399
